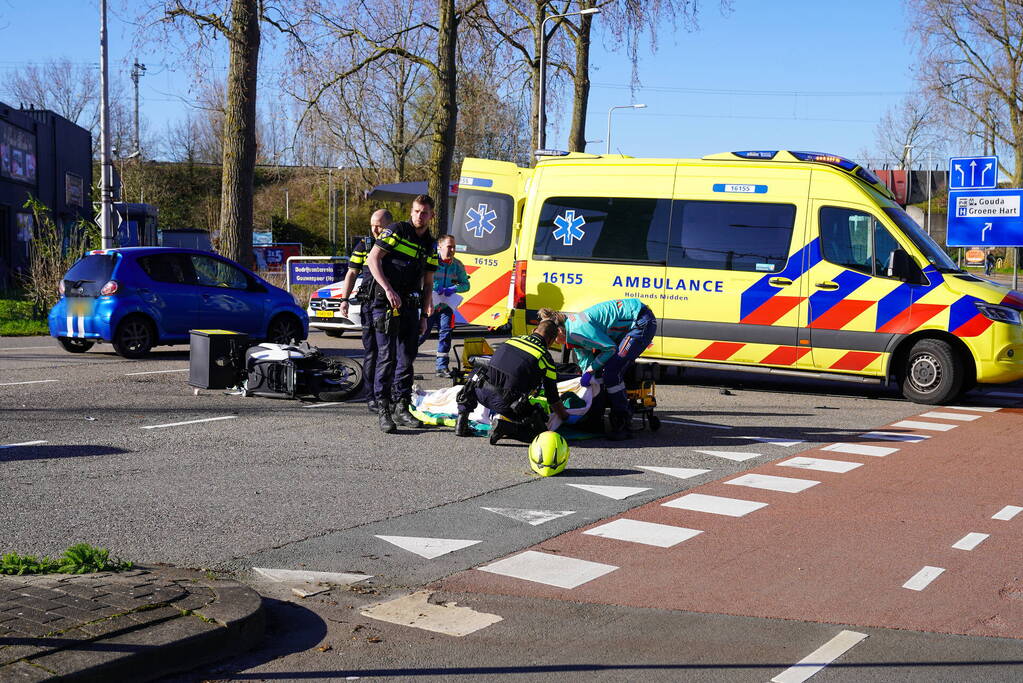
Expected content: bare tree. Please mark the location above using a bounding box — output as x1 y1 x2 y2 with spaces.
911 0 1023 185
871 96 948 168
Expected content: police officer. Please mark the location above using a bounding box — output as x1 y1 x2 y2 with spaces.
366 195 438 433
455 320 569 444
338 209 391 413
540 298 657 440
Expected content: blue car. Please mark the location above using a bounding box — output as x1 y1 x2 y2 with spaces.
48 247 308 358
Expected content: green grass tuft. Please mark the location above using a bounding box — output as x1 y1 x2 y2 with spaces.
0 544 133 575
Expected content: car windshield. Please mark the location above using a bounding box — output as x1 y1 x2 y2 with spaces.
63 254 118 296
882 207 963 273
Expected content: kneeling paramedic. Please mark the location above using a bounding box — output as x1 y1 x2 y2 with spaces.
541 299 657 440
366 195 438 433
455 320 569 444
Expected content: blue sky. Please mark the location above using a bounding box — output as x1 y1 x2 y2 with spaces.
0 0 923 166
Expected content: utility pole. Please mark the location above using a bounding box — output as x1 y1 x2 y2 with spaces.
99 0 114 249
130 59 146 156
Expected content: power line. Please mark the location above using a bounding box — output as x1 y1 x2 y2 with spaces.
591 81 911 98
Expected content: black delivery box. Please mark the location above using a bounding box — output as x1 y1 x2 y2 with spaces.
189 329 249 390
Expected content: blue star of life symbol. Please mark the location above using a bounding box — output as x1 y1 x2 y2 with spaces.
553 210 586 246
464 203 497 239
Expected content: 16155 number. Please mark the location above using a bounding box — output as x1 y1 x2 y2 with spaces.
542 272 584 285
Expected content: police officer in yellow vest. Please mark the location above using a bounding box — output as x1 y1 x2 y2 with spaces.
366 195 439 433
455 320 569 444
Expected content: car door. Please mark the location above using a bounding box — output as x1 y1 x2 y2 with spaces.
134 253 199 340
191 254 264 335
807 202 913 374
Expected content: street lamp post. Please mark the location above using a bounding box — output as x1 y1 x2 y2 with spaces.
99 0 114 249
606 104 647 154
537 7 600 151
903 144 913 208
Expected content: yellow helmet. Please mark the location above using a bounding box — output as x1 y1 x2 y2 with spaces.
528 431 569 477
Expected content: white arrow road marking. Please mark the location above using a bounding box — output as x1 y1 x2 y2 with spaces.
362 590 503 636
478 551 617 589
375 535 481 559
566 484 650 500
771 630 869 683
583 519 703 548
636 466 711 479
480 507 575 526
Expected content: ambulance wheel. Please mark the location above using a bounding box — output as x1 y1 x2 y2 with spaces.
900 338 963 405
112 316 155 358
57 337 94 353
648 414 661 431
266 314 303 345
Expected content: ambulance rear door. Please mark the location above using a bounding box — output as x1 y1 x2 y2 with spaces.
452 159 524 327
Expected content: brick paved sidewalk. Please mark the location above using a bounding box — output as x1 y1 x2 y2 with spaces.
0 566 263 682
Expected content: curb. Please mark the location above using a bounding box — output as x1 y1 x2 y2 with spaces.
0 567 265 683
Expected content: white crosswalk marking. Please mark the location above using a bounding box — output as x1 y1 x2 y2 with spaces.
771 630 869 683
890 420 957 432
903 565 944 591
919 411 980 422
725 473 820 493
861 431 929 442
992 505 1022 521
583 519 703 548
478 551 617 589
952 533 989 551
777 457 862 473
822 442 898 457
662 493 768 517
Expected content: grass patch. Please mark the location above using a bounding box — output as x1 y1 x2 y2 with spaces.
0 297 48 337
1 543 133 575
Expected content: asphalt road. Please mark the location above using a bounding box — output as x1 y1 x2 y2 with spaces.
3 330 1023 682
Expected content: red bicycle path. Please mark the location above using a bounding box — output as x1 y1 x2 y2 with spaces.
437 403 1023 640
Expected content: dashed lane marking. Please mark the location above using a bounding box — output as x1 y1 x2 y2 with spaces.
948 405 1001 412
903 565 945 591
660 418 733 430
375 535 482 559
565 484 650 500
0 440 47 449
693 449 761 462
734 436 805 447
662 493 768 517
822 442 899 457
770 629 869 683
123 368 189 376
984 391 1023 399
777 456 862 473
860 431 929 442
582 519 703 548
481 507 576 526
477 551 618 589
725 473 820 493
141 416 237 429
993 505 1023 521
889 420 957 432
918 411 980 422
0 346 57 351
302 402 342 408
362 590 503 637
636 466 711 480
0 379 59 386
952 532 989 551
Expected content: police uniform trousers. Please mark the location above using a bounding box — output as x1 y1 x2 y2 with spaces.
457 381 545 444
360 306 379 400
369 301 420 403
601 305 658 414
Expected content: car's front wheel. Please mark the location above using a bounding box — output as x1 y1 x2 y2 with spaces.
57 337 94 353
266 315 304 345
112 316 155 358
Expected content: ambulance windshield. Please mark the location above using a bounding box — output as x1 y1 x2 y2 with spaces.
883 207 963 273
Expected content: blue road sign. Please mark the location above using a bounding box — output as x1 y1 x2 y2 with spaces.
949 155 998 190
947 188 1023 247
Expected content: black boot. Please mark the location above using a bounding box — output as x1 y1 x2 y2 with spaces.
378 400 397 434
607 410 633 441
455 411 472 437
489 415 509 445
393 398 423 428
367 397 379 414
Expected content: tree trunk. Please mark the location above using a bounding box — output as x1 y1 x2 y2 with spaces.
428 0 458 236
218 0 260 268
531 2 544 153
568 8 594 153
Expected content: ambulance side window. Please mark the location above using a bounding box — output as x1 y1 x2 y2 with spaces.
819 207 900 277
453 189 514 256
533 197 670 263
667 201 795 272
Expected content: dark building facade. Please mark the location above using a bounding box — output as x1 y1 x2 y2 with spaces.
0 102 92 289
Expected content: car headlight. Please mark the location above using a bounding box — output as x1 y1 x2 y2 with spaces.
975 302 1022 325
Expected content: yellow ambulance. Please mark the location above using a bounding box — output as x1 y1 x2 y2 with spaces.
451 150 1023 404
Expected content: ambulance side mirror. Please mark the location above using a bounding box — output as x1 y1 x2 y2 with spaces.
888 249 925 284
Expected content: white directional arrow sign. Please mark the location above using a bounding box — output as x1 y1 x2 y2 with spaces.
949 155 998 190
